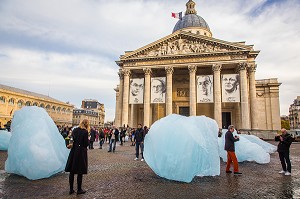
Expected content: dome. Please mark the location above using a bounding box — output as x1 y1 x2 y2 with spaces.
172 14 210 33
172 0 211 36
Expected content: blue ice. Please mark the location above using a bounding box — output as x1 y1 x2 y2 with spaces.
0 130 11 150
144 114 220 183
218 130 273 164
5 106 69 180
239 134 277 153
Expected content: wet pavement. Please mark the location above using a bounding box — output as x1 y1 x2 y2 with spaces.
0 141 299 199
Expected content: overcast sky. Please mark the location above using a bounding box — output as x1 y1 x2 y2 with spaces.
0 0 299 121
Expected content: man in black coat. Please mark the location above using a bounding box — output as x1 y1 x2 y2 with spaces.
275 128 292 176
224 125 241 175
89 127 96 149
65 119 89 195
134 124 145 161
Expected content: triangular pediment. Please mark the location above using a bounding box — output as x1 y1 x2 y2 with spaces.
121 31 255 60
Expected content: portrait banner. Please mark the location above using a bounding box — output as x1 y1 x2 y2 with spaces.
129 78 144 104
197 75 214 103
221 74 240 102
151 77 166 103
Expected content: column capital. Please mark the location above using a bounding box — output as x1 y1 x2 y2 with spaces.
165 66 174 75
237 62 247 71
143 67 152 76
247 63 257 73
122 68 131 77
188 65 197 73
118 69 124 80
212 64 222 72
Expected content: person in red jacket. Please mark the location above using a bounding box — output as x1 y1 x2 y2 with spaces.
224 125 242 175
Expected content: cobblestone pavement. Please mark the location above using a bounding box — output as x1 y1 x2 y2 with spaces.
0 141 300 199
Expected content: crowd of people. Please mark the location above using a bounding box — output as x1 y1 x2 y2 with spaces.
59 122 149 195
61 121 293 196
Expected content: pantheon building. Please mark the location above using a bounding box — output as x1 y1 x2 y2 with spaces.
114 0 281 131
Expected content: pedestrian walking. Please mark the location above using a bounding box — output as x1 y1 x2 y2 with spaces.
224 125 242 175
99 128 105 149
275 128 292 176
108 125 119 152
134 124 145 161
65 119 89 195
89 127 96 149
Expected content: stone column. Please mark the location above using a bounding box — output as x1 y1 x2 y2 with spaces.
130 104 136 127
121 69 131 127
143 68 152 127
188 65 197 116
165 66 174 115
248 64 258 130
212 64 222 128
238 62 251 129
114 85 120 127
116 70 124 127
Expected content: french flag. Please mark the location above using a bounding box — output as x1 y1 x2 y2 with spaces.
171 12 182 20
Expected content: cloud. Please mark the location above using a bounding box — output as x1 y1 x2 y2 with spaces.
0 0 299 121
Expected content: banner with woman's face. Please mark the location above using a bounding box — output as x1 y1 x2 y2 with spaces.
151 77 166 103
129 78 144 104
197 75 214 103
221 74 240 102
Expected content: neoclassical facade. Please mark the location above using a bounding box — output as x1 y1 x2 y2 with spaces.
0 84 74 127
114 0 281 131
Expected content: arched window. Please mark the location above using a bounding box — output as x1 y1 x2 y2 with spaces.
17 100 23 107
46 105 51 110
25 101 31 106
0 96 6 104
40 103 45 108
8 98 15 105
67 108 71 113
57 107 61 112
33 102 38 106
62 108 66 113
52 106 56 111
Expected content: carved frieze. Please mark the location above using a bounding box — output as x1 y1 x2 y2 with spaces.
177 88 189 97
136 38 230 58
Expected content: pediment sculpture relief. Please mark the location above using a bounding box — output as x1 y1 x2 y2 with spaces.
137 39 229 58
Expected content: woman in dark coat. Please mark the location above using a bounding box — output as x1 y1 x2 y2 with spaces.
65 119 89 195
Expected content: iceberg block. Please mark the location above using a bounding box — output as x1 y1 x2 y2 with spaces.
5 106 69 180
144 114 220 183
219 130 271 164
0 130 11 150
240 134 277 153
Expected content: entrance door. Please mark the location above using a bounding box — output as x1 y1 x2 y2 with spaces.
179 107 190 116
222 112 231 129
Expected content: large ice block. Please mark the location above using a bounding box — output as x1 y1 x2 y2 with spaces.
0 130 11 150
240 134 277 153
5 106 69 180
219 130 271 164
144 114 220 183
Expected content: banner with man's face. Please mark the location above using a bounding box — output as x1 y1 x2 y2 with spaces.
151 77 166 103
221 74 240 102
129 78 144 104
197 75 214 103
